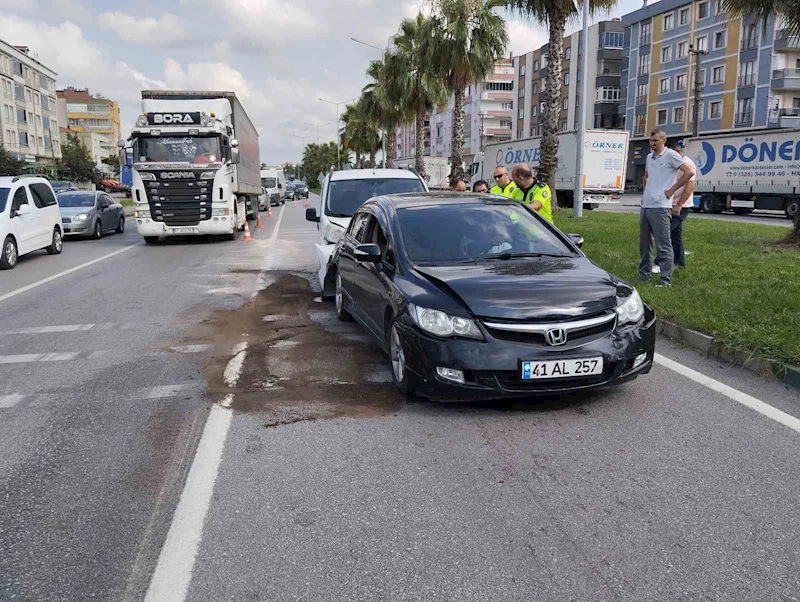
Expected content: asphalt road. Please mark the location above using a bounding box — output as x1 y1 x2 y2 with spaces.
2 194 800 601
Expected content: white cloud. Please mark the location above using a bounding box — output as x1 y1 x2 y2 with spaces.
506 20 549 57
97 13 199 47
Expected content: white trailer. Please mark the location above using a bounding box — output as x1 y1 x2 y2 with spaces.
395 157 450 189
685 129 800 219
470 129 629 206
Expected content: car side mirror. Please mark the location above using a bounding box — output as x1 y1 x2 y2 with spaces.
354 244 382 263
305 208 319 223
17 204 31 216
567 233 584 248
278 183 282 189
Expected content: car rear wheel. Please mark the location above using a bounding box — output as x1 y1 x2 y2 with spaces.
46 228 63 255
335 272 352 321
91 220 102 240
116 216 125 233
389 321 413 395
0 236 18 270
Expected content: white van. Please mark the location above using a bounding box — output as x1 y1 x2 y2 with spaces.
305 168 427 296
0 176 64 269
260 168 286 207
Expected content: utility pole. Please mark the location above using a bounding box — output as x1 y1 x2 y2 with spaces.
304 122 331 145
689 44 707 138
572 0 590 218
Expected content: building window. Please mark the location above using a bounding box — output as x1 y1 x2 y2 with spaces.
533 59 539 71
531 104 537 116
565 47 572 60
25 89 31 102
675 73 687 91
531 82 538 94
709 101 722 119
657 109 668 125
659 77 670 94
14 83 24 101
637 53 651 76
519 84 525 98
661 45 672 63
600 32 624 49
679 7 690 25
677 41 688 59
529 124 536 137
516 128 523 139
698 1 709 19
560 121 568 132
18 131 29 146
501 101 513 110
636 83 648 104
541 77 546 90
640 22 652 46
738 61 755 87
564 72 570 85
562 97 569 110
635 114 647 135
673 107 685 123
691 68 706 88
596 87 621 102
12 59 22 76
714 0 726 13
518 108 524 119
741 23 758 50
712 65 725 84
16 107 27 123
663 13 674 31
500 119 512 128
713 31 726 50
696 35 708 52
540 101 546 113
736 97 753 124
519 64 526 76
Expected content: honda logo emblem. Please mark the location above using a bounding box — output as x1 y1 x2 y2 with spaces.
545 327 567 346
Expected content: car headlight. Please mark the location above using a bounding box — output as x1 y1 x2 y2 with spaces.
408 304 483 340
139 172 156 181
212 208 231 216
72 213 89 221
323 221 343 245
200 171 216 180
616 290 644 325
135 209 151 218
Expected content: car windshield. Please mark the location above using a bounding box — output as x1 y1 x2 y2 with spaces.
134 136 221 163
58 193 96 207
0 188 8 214
397 203 575 264
51 181 71 191
286 183 295 190
261 177 277 188
327 178 425 217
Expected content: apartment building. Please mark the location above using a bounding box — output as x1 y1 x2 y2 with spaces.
620 1 800 182
512 20 625 141
56 87 121 169
396 59 514 166
0 38 61 165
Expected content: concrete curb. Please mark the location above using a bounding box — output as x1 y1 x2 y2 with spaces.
656 319 800 390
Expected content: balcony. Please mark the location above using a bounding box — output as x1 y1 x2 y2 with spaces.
740 36 758 51
771 68 800 90
486 127 511 136
774 29 800 52
636 95 648 105
486 110 513 118
735 111 753 125
637 66 650 77
772 108 800 128
738 73 755 87
639 34 651 46
634 124 646 136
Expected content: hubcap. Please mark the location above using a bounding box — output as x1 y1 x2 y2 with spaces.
335 274 343 314
54 231 62 252
390 325 405 383
120 219 125 231
5 241 16 266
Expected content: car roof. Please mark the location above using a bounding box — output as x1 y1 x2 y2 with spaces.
329 168 421 182
59 190 96 195
366 191 518 210
0 176 51 188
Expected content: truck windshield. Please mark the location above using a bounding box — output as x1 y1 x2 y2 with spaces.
326 178 426 217
134 136 221 164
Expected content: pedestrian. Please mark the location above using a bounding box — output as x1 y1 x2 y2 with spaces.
489 166 517 197
510 163 553 223
449 176 466 192
472 180 489 193
639 128 694 287
667 138 696 269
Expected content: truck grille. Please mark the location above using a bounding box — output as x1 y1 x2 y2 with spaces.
143 170 213 226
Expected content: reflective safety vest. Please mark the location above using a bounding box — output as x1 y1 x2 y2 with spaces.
489 181 518 197
513 183 553 224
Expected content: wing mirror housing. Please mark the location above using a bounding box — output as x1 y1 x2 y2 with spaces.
354 244 382 263
305 208 319 223
17 204 31 217
567 233 584 248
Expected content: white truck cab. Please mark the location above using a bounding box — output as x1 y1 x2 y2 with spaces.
260 168 285 207
305 168 427 296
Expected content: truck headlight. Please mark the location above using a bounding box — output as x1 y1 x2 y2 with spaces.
212 208 231 216
135 209 151 218
200 171 216 180
323 221 343 245
72 213 89 221
139 172 156 181
616 290 644 325
200 112 211 126
408 304 483 340
136 114 148 127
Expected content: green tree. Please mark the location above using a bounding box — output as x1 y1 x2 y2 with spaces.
301 142 340 188
429 0 508 180
362 53 409 169
341 98 381 168
392 13 449 177
0 145 24 176
505 0 616 202
59 134 95 182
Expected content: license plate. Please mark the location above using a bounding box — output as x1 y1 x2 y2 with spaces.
171 227 197 234
521 357 603 380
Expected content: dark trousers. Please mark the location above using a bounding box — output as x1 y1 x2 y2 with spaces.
671 208 690 267
639 208 674 282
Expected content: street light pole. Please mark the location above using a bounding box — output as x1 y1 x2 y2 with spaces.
304 121 331 145
572 0 590 219
318 98 355 169
350 37 388 166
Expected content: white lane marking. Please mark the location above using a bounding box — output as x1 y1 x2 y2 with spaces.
655 354 800 436
0 243 142 305
223 342 248 387
139 384 200 400
0 394 24 409
251 203 287 299
0 351 106 364
143 404 232 602
169 344 213 354
0 323 140 335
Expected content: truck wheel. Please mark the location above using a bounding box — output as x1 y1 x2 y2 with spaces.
785 199 799 220
700 194 719 213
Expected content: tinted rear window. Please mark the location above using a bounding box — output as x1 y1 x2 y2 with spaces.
30 183 58 208
327 178 425 217
397 203 574 264
0 188 8 214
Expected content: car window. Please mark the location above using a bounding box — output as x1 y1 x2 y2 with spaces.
30 183 58 208
364 216 390 260
0 188 9 214
11 187 28 212
102 194 114 205
348 213 370 241
326 178 425 217
58 193 96 207
397 203 575 264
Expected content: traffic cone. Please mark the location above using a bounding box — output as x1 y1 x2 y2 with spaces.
293 199 297 208
243 220 252 241
256 213 263 228
267 206 273 218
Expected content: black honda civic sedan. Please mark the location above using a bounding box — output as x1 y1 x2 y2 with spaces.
331 193 656 401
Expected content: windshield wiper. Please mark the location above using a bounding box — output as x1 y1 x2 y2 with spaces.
481 252 572 260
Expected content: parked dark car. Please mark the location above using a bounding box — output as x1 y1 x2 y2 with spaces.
50 181 79 194
294 181 309 198
331 193 656 401
58 191 125 239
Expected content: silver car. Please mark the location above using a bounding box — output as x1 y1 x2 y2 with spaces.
58 191 125 239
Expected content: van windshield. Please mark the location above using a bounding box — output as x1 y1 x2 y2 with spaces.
0 188 8 214
326 178 425 217
261 177 277 188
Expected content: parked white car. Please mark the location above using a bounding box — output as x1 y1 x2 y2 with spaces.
0 176 64 270
305 168 427 296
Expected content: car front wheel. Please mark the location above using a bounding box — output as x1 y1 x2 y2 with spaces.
389 320 413 395
116 216 125 233
46 228 63 255
335 272 352 322
0 236 18 270
91 220 102 240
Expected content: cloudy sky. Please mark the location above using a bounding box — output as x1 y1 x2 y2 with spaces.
1 0 642 164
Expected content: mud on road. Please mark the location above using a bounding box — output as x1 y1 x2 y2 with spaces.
180 273 402 427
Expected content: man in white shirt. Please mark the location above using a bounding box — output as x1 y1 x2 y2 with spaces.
668 139 696 268
640 128 695 286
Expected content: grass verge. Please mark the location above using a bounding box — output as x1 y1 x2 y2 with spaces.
310 187 321 195
552 209 800 366
119 198 134 207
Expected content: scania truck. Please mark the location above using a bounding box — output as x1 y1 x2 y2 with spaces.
124 90 260 243
686 129 800 219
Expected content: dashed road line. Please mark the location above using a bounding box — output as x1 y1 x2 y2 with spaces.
168 345 214 354
0 394 24 409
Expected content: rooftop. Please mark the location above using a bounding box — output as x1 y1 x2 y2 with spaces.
56 88 114 105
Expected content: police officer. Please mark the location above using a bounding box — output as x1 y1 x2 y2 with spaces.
511 163 553 224
489 166 517 197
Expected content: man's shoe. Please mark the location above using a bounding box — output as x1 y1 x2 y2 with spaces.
655 281 671 288
651 265 661 274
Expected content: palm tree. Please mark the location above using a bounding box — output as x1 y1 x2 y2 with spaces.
505 0 616 202
392 13 449 178
362 53 409 168
429 0 509 180
340 99 381 168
